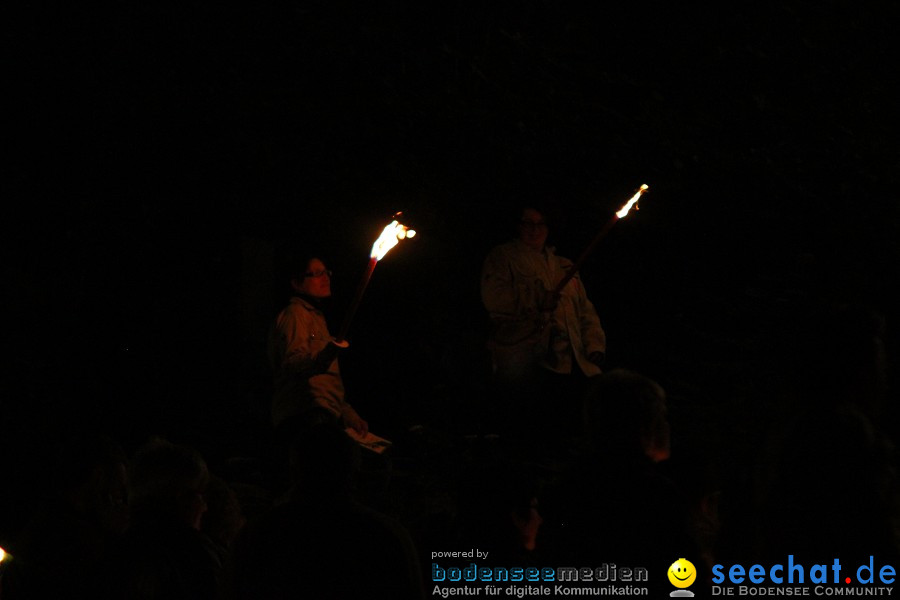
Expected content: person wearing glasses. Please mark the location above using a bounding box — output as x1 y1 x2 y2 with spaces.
481 206 606 448
269 255 368 442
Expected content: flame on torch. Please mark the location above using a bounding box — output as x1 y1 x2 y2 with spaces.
553 183 650 295
0 545 10 565
370 219 417 261
615 184 649 219
336 214 417 342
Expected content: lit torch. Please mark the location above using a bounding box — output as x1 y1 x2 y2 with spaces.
0 545 11 574
335 215 416 343
553 184 649 295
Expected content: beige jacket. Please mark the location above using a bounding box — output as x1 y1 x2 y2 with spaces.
481 239 606 377
268 296 350 427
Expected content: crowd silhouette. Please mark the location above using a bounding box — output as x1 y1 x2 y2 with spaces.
2 274 897 599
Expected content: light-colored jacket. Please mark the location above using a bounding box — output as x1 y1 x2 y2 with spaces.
268 296 349 427
481 239 606 378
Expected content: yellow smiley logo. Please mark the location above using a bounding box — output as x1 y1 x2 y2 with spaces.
668 558 697 588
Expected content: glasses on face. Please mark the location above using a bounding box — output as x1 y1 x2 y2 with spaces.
304 269 332 279
520 220 548 230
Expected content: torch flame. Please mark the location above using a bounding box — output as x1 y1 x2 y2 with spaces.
0 546 9 564
370 219 416 261
615 184 649 219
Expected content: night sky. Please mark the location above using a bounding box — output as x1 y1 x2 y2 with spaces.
5 1 900 531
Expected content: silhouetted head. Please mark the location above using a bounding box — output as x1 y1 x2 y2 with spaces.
128 439 210 530
585 369 670 462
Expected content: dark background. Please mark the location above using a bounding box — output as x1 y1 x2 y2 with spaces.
4 1 900 539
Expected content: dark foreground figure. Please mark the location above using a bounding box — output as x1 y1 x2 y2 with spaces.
231 421 425 600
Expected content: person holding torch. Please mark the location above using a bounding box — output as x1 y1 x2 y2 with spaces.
268 254 368 442
481 206 607 447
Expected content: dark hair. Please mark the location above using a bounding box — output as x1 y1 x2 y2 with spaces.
516 202 568 234
518 205 550 226
284 253 326 283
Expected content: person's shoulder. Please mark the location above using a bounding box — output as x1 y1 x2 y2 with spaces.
283 297 319 316
274 297 314 328
288 296 316 309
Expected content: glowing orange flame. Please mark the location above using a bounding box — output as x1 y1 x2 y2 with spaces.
0 546 9 564
370 219 416 261
615 184 649 219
